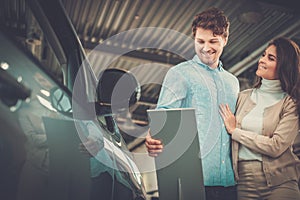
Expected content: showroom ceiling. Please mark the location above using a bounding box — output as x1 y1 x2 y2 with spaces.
59 0 300 124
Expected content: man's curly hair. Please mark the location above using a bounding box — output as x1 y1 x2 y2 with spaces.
192 7 230 38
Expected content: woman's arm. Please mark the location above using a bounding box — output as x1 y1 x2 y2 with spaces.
221 100 299 158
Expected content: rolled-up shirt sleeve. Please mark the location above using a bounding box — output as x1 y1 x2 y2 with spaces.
156 68 188 109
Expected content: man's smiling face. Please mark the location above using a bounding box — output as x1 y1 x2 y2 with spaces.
194 27 228 69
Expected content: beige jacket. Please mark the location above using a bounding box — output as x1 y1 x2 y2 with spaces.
232 89 300 187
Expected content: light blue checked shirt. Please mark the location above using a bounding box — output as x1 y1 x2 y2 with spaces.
157 55 239 186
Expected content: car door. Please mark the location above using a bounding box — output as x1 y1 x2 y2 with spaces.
0 0 146 199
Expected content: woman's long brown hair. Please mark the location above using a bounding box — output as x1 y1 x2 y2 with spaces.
253 37 300 121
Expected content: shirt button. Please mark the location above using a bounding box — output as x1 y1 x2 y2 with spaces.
222 160 225 164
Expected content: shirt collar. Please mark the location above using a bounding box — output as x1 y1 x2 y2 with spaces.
192 55 224 72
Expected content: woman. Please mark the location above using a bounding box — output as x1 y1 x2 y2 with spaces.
220 37 300 199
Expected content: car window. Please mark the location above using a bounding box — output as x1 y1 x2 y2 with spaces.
2 1 66 83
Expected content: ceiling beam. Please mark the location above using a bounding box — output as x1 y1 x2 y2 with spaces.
229 19 300 76
83 41 185 65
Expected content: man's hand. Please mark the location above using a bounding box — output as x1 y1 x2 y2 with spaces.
79 137 104 157
145 130 163 157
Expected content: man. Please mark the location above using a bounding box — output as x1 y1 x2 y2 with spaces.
145 7 239 200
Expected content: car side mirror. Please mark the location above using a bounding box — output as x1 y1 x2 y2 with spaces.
96 68 141 111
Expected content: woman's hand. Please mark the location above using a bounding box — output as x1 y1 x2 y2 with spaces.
219 104 236 135
145 130 163 157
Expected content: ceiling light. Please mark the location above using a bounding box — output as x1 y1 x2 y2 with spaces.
0 62 9 70
40 89 50 97
238 1 262 24
239 11 262 24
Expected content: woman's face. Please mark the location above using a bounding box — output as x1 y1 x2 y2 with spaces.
256 44 278 80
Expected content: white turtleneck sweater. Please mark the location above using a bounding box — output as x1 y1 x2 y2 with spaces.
238 79 286 161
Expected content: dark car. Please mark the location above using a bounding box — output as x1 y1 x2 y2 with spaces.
0 0 146 199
